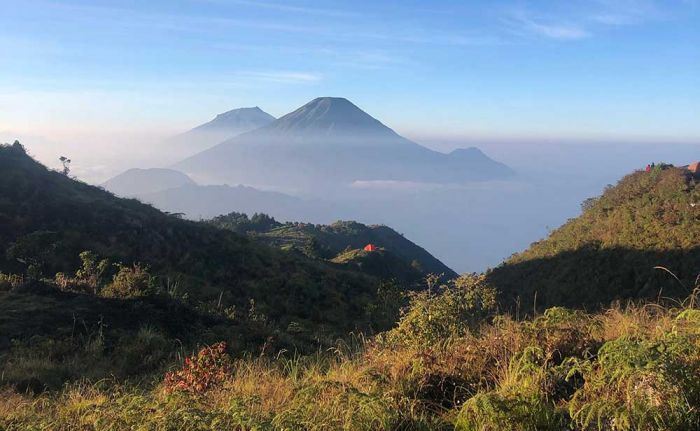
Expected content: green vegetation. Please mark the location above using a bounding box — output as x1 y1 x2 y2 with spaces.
3 279 700 430
210 212 457 279
0 142 409 371
329 247 426 284
488 165 700 311
3 142 700 430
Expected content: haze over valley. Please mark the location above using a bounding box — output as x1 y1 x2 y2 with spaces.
87 97 700 272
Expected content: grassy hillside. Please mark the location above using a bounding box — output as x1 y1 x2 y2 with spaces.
210 212 457 279
0 143 405 371
329 248 425 284
5 144 700 429
488 164 700 311
3 275 700 430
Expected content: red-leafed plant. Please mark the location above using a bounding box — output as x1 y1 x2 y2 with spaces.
164 342 232 394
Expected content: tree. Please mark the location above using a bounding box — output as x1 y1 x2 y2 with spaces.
59 156 71 175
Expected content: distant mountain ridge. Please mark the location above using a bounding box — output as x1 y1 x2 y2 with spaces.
101 166 343 223
166 106 276 159
101 168 195 196
174 97 512 190
210 213 457 279
137 183 342 223
190 106 275 134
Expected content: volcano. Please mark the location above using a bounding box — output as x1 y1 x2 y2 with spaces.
174 97 512 190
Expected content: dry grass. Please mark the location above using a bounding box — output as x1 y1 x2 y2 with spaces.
2 294 700 430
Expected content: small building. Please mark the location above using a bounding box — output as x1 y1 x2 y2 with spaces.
688 161 700 174
363 244 379 252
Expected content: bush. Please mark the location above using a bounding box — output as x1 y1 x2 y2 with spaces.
524 307 600 362
113 327 173 377
455 347 570 431
164 342 232 394
101 263 155 298
271 381 398 431
568 331 700 431
75 251 109 293
0 272 23 291
54 251 110 294
457 392 565 431
387 274 497 346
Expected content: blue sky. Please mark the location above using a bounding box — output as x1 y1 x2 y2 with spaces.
1 0 699 143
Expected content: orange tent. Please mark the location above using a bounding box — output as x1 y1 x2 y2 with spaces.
364 244 379 252
689 161 700 174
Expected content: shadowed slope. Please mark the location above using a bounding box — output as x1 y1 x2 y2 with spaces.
488 165 700 311
0 142 395 342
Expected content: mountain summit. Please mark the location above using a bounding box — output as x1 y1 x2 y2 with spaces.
166 106 276 159
174 97 512 190
192 106 275 134
263 97 397 138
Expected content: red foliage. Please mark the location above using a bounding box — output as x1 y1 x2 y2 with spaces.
164 342 232 393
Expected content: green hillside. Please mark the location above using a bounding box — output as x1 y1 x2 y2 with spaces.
209 213 457 280
0 142 402 363
5 144 700 430
488 164 700 311
5 274 700 430
329 248 424 284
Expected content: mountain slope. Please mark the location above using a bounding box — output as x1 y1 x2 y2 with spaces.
167 107 275 158
0 142 399 346
102 168 195 196
174 97 512 190
210 213 458 279
259 96 398 138
191 106 275 135
487 164 700 311
135 184 342 222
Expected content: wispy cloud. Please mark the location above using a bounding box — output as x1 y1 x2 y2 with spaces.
206 0 356 17
38 1 329 35
590 0 663 25
506 10 590 40
522 18 590 40
233 71 323 84
501 0 686 41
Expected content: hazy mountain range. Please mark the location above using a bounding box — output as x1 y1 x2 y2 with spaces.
173 97 513 191
101 168 195 197
102 96 514 247
137 183 342 223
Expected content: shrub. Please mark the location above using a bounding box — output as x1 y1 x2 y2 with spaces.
568 332 700 430
271 381 398 431
387 274 497 346
53 251 110 294
164 342 232 394
113 327 173 377
0 272 23 291
101 263 155 298
75 251 110 293
455 347 569 431
524 307 600 362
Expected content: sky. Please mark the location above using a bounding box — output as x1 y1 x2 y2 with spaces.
1 0 699 162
